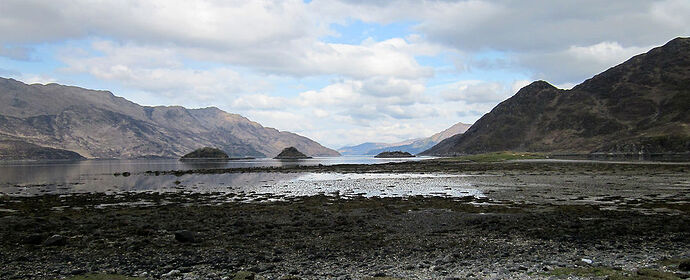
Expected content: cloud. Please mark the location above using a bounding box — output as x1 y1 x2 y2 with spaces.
438 80 531 104
57 41 279 106
0 45 32 60
518 42 651 84
230 94 291 110
441 81 506 104
314 0 690 83
0 0 317 48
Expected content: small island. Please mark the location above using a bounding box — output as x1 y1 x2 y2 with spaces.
274 147 312 159
374 151 415 158
180 147 229 161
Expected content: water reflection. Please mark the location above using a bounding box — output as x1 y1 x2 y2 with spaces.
0 157 485 200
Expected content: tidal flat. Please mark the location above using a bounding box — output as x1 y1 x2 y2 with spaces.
1 160 689 279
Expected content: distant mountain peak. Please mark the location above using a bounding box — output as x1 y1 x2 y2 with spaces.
339 121 471 155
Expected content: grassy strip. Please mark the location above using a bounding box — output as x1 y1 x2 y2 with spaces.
440 151 547 163
547 267 681 280
63 274 144 280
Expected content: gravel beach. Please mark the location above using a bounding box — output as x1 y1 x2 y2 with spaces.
1 160 689 279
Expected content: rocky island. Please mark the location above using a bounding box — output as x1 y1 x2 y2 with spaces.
179 147 229 161
375 151 415 158
274 147 311 159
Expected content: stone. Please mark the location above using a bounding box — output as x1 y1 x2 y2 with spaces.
21 233 45 245
162 269 181 277
232 271 267 280
43 235 67 246
679 260 690 271
174 230 198 243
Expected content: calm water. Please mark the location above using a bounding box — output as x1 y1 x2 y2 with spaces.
0 156 484 199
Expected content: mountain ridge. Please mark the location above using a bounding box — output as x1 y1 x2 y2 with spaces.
0 78 339 159
422 37 690 156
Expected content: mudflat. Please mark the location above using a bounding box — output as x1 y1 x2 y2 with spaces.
1 160 689 279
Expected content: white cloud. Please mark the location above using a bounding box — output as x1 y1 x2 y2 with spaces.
438 80 532 104
0 0 318 48
59 42 264 103
21 75 58 85
518 42 652 83
230 94 291 110
313 0 690 83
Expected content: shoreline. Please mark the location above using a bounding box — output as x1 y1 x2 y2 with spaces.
1 160 689 279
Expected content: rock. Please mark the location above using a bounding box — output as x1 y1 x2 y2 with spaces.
70 269 87 275
162 269 181 278
274 147 311 159
249 263 274 273
232 271 266 280
679 260 690 271
374 151 415 158
21 233 45 245
181 147 229 160
174 230 199 243
43 235 67 246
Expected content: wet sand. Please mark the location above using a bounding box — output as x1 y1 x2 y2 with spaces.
1 160 689 279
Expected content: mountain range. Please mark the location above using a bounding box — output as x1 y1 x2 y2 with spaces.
339 122 471 155
0 78 339 159
422 37 690 156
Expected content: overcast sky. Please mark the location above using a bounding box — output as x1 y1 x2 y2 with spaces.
1 0 688 148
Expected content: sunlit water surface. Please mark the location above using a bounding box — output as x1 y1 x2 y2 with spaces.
0 157 484 199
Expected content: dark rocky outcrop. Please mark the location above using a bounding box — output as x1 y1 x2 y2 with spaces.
422 37 690 156
0 79 340 159
274 147 311 159
374 151 415 158
0 140 84 160
180 147 229 160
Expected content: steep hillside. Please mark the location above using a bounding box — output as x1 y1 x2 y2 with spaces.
0 78 339 159
422 37 690 156
339 122 471 155
0 140 85 160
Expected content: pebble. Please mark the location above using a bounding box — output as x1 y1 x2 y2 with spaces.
43 235 67 246
162 269 181 277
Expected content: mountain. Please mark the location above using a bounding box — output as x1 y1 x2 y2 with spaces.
339 122 471 155
0 78 339 159
422 37 690 156
0 140 85 160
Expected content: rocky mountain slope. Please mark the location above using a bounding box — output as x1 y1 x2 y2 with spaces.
0 78 339 159
339 122 471 155
0 140 85 160
422 37 690 156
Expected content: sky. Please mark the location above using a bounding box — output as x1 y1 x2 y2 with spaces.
1 0 689 149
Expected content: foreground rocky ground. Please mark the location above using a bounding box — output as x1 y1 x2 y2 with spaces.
1 160 689 279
